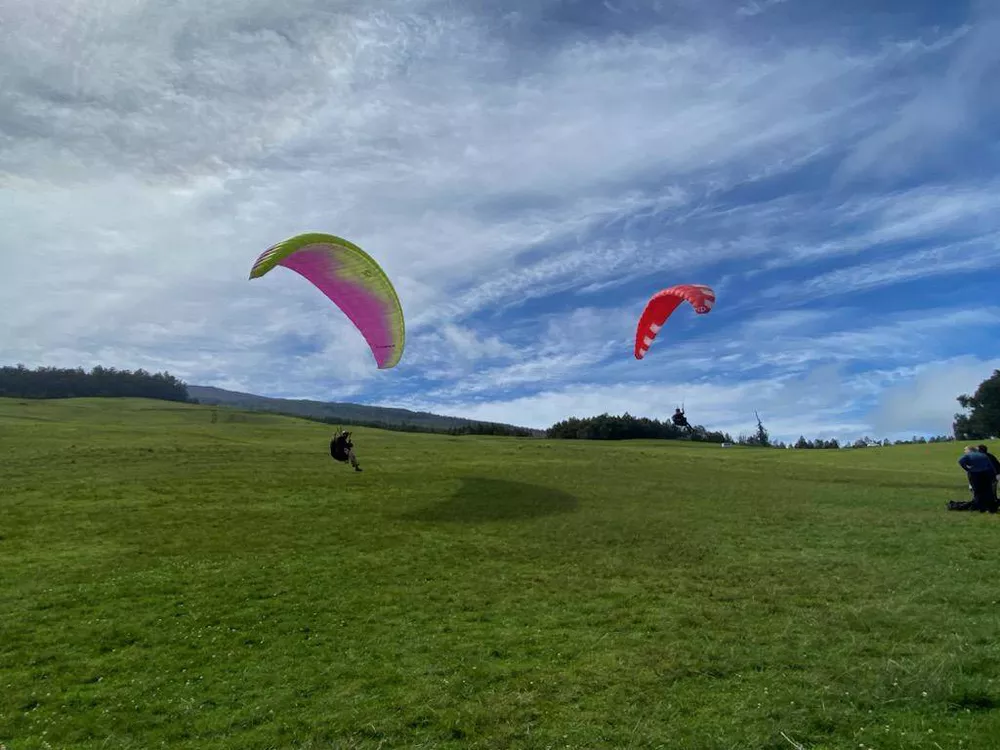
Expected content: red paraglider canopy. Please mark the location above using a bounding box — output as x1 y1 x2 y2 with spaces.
634 284 716 360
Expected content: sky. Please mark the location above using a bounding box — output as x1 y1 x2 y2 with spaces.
2 0 999 443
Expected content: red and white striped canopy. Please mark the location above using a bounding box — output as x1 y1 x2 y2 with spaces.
634 284 716 360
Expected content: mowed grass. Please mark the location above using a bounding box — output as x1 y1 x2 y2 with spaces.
2 398 999 750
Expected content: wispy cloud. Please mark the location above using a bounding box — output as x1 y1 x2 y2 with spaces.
758 181 1000 271
837 0 1000 183
394 369 880 442
1 0 998 441
762 238 1000 302
871 356 1000 437
736 0 790 18
395 305 1000 440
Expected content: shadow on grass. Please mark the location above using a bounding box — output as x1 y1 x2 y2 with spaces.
401 477 579 523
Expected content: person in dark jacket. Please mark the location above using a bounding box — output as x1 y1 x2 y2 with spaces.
977 444 1000 498
959 446 997 512
330 430 362 472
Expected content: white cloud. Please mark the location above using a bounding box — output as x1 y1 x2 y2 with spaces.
757 181 1000 272
666 307 1000 380
763 238 1000 302
736 0 790 18
395 353 1000 443
393 369 878 443
390 306 1000 441
871 356 1000 436
837 0 1000 182
406 303 639 397
1 1 996 442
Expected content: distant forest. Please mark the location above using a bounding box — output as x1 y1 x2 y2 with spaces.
0 364 533 437
545 412 956 448
294 412 536 438
546 413 734 444
0 364 189 401
0 363 969 446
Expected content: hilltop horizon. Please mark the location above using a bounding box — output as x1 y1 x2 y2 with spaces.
0 362 974 445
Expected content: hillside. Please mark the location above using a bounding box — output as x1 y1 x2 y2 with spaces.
2 396 994 749
187 384 542 435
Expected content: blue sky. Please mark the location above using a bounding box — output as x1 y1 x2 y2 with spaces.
2 0 999 442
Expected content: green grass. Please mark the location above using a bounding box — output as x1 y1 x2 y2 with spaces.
2 397 999 749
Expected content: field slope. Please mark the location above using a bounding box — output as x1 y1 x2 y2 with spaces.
186 385 541 434
1 397 998 749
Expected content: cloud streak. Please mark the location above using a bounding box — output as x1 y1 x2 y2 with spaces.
1 0 998 441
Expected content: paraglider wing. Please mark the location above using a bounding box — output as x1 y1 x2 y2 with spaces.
250 232 405 369
634 284 715 360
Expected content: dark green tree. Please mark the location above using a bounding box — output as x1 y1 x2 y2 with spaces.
546 412 731 443
741 410 771 447
0 364 189 401
953 369 1000 440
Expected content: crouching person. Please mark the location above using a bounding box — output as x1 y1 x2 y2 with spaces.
958 446 997 513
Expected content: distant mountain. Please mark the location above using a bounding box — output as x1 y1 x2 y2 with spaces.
187 385 541 436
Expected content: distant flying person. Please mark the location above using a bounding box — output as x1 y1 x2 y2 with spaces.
671 408 691 430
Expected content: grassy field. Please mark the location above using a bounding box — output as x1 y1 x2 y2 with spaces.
2 397 998 749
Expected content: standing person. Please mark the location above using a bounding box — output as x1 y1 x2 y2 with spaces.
330 429 362 472
977 444 1000 499
958 446 996 513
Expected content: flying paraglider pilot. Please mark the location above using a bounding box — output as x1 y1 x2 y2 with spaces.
331 430 362 472
671 408 691 430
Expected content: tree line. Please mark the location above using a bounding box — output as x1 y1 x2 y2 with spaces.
790 434 955 450
0 364 189 402
544 370 1000 447
0 364 536 437
546 412 734 443
954 369 1000 440
292 412 537 437
2 363 997 442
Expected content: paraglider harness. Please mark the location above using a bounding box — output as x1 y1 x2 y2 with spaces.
330 430 353 463
671 408 691 430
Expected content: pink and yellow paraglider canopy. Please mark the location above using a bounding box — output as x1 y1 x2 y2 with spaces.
250 233 405 369
634 284 715 360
